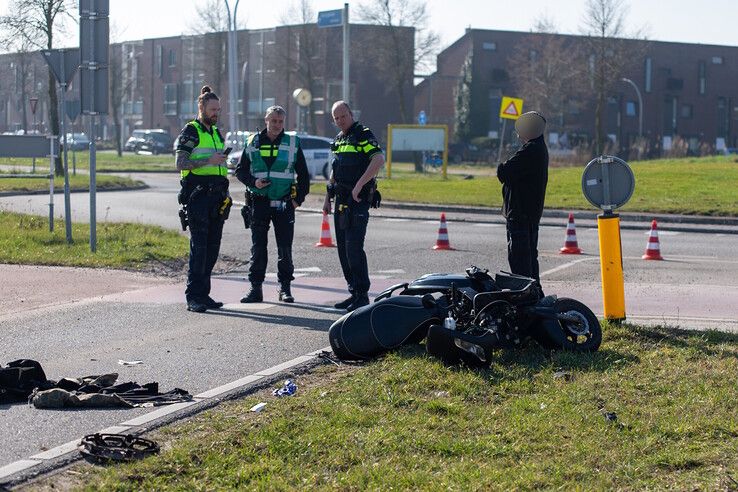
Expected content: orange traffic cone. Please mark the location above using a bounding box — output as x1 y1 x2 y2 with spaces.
560 213 582 254
642 219 664 260
315 212 336 247
433 213 455 250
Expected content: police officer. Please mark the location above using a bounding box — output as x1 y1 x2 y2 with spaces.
175 86 232 313
496 111 548 283
323 101 384 312
235 105 310 303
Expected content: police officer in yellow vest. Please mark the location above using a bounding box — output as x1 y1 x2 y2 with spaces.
175 86 232 313
235 105 310 303
323 101 385 312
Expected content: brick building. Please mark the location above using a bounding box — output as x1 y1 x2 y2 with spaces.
0 22 413 144
416 28 738 156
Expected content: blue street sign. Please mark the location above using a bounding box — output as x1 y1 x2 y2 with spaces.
418 110 427 125
317 9 343 28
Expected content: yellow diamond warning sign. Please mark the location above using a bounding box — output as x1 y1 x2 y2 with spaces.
499 96 524 120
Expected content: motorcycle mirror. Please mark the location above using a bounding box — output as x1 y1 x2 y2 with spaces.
421 294 437 309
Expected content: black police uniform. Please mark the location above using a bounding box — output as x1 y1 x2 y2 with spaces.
330 122 382 307
496 134 549 282
234 129 310 295
176 121 230 310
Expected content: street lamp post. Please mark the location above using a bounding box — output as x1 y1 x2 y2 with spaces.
621 77 643 138
225 0 240 134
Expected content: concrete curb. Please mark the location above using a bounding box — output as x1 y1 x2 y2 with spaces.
0 184 149 198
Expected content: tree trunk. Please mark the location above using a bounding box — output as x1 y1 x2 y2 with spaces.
47 69 63 176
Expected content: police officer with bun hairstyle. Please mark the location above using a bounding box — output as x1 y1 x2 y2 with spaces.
235 105 310 304
175 85 232 313
496 110 549 284
323 100 385 312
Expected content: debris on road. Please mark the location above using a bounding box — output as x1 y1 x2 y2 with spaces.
118 359 144 366
79 433 160 463
250 402 267 412
272 379 297 397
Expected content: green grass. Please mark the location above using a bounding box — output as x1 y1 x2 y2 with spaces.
0 211 187 268
54 323 738 490
381 155 738 216
0 170 144 193
0 150 175 172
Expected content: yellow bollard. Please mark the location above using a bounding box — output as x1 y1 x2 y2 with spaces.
597 213 626 321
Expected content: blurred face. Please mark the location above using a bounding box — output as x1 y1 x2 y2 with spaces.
332 103 354 133
265 112 285 138
201 99 221 126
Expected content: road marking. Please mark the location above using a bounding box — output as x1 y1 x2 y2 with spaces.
644 230 680 236
377 269 405 274
540 257 598 278
265 272 308 279
384 218 410 222
295 266 322 273
474 223 503 227
423 220 439 224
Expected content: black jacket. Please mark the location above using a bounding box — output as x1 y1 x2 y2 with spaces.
234 129 310 205
496 135 548 222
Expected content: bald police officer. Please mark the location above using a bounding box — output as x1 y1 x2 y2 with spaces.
323 101 384 312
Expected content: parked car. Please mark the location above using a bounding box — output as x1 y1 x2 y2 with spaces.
64 133 90 151
125 129 172 154
298 133 334 179
224 131 251 170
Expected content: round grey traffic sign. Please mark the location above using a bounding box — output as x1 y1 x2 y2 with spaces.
581 155 635 211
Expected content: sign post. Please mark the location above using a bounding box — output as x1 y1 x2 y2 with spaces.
30 97 39 172
581 155 635 322
41 47 80 245
318 5 349 103
497 96 523 162
80 0 109 253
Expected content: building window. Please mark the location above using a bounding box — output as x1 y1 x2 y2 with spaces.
717 97 730 138
680 104 693 119
482 42 496 51
168 49 176 67
626 101 637 116
155 45 163 78
666 78 683 91
163 83 178 116
179 81 197 116
644 57 652 93
698 61 706 95
712 56 723 65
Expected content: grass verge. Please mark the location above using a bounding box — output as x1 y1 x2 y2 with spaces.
0 171 144 193
381 155 738 216
0 151 174 173
45 323 738 490
0 211 187 268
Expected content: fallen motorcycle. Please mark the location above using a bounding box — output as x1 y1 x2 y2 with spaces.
328 266 601 365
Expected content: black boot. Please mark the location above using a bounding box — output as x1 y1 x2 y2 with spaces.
278 284 294 303
186 299 208 313
334 294 356 309
346 293 370 312
240 284 263 303
204 296 224 309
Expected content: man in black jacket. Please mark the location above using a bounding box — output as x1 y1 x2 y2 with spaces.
496 111 548 282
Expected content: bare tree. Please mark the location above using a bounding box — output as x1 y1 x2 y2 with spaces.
508 17 587 134
357 0 440 122
0 0 74 175
278 0 322 134
580 0 644 154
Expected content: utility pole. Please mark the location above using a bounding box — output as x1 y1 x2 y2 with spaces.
342 3 350 102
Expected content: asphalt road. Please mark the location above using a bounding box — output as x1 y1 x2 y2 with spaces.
1 172 737 470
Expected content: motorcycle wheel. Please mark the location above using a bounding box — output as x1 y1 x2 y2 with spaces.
536 298 602 352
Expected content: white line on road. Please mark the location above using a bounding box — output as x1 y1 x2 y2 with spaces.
384 218 410 222
295 266 322 273
377 269 405 274
474 223 503 227
540 257 598 278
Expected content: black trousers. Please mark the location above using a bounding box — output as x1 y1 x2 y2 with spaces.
185 189 226 302
506 219 540 282
334 199 370 295
248 198 295 286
